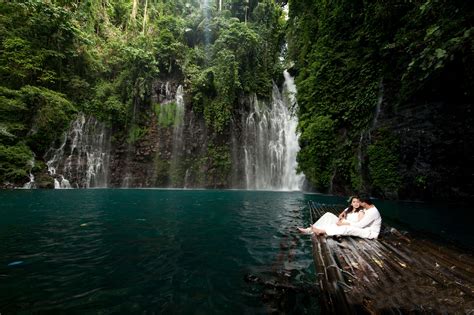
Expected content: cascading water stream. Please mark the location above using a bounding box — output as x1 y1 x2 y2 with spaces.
45 113 110 188
169 85 186 185
23 173 35 189
22 158 35 189
121 92 141 188
240 71 305 190
281 70 305 190
172 85 185 152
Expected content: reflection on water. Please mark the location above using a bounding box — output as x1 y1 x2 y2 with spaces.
0 190 318 313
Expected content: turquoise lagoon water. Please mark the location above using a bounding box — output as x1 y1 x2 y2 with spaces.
0 190 471 313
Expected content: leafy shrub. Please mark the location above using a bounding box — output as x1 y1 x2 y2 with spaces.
0 142 33 183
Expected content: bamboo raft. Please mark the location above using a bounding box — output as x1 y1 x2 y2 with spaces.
308 201 474 314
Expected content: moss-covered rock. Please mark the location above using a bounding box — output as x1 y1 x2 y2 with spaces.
35 173 54 189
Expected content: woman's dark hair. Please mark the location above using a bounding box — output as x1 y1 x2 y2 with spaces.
346 195 362 212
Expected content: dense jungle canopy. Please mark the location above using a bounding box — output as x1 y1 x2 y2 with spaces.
0 0 472 201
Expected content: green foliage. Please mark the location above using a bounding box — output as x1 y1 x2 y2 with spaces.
34 172 54 188
0 87 28 140
367 131 402 197
288 0 472 197
184 3 285 133
287 0 385 192
0 85 76 184
127 124 147 144
185 61 215 114
0 0 84 91
0 0 288 187
153 15 187 73
20 86 77 153
204 144 232 185
154 156 170 186
0 142 33 182
0 37 55 85
85 80 127 124
169 160 188 187
154 102 178 128
204 49 240 132
350 156 363 192
396 1 473 100
297 115 336 190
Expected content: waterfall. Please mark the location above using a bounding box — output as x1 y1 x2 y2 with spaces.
369 81 384 141
281 70 305 190
161 82 172 100
352 80 384 192
173 85 185 147
45 113 110 188
121 89 141 188
22 158 35 189
169 85 185 185
23 173 35 189
184 168 191 188
240 71 305 190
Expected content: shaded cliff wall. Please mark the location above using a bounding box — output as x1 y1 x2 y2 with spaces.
287 0 473 201
371 61 474 200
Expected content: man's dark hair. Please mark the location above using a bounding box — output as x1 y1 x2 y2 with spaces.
359 193 373 205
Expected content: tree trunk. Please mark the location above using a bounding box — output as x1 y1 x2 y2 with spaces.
130 0 138 22
142 0 148 34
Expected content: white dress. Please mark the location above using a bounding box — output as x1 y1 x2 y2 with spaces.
345 211 360 223
312 207 382 239
312 208 358 228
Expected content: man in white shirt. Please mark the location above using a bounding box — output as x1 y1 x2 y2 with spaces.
312 196 382 239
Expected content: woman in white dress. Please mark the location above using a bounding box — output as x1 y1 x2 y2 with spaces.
297 196 364 234
298 195 382 239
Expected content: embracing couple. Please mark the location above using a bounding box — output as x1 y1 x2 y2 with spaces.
298 194 382 239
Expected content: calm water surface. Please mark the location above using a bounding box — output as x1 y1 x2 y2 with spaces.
0 190 471 313
0 190 317 314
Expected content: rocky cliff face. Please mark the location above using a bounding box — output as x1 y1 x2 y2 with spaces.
42 73 305 190
355 71 474 201
375 101 473 200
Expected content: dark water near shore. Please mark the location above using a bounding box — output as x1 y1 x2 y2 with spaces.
0 190 471 313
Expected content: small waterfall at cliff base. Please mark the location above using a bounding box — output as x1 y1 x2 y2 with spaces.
171 85 185 168
22 158 35 189
45 114 111 188
171 85 187 186
22 173 35 189
238 71 305 190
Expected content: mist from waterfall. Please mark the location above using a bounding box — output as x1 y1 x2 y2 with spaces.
240 71 305 191
201 0 212 60
45 114 110 188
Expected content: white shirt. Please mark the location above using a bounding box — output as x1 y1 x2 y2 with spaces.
349 206 382 237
